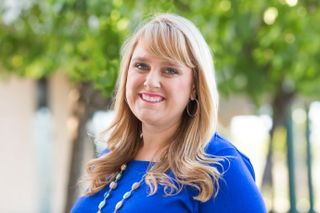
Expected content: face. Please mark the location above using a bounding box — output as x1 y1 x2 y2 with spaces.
125 43 195 129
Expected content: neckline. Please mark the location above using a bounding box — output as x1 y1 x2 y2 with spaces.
131 159 151 163
131 158 158 163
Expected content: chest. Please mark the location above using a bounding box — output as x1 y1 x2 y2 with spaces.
72 163 198 213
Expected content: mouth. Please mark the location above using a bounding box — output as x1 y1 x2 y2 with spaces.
139 93 165 103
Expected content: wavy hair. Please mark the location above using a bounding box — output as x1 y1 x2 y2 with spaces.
86 13 221 202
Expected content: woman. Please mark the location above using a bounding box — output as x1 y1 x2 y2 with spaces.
71 13 266 213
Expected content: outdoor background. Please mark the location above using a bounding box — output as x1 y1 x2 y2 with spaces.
0 0 319 212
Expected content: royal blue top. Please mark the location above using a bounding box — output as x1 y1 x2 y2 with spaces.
71 133 267 213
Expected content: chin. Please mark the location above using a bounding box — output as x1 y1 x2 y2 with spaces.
138 116 161 126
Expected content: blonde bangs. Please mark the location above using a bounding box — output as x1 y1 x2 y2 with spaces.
137 21 195 68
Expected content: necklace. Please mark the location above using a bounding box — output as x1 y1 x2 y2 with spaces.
97 163 150 213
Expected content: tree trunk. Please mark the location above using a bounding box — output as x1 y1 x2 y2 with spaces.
64 82 112 213
261 84 295 212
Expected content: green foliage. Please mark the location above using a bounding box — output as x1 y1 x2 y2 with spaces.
0 0 129 96
0 0 319 100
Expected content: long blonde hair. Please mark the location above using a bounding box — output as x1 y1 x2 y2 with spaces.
86 13 221 202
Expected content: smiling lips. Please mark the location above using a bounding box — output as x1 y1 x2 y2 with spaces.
139 93 165 103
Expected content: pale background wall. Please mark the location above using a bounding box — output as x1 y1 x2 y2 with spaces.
0 77 38 213
0 73 73 213
49 72 73 213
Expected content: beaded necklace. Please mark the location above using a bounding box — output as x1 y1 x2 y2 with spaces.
97 163 151 213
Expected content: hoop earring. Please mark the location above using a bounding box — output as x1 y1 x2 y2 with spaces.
186 99 199 117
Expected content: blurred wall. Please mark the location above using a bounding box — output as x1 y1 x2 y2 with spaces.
49 72 73 213
0 77 38 212
0 73 73 213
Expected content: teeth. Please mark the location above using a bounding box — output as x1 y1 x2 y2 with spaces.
142 94 163 103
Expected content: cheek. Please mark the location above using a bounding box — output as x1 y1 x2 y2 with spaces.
178 81 191 91
126 71 141 98
172 80 193 103
180 77 193 95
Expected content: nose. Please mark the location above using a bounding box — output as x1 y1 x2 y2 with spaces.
144 70 161 88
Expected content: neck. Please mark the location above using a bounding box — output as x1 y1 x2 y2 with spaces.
134 122 179 162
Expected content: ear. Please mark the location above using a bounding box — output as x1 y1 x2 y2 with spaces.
190 83 196 100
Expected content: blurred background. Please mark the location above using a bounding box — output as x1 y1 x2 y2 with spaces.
0 0 319 212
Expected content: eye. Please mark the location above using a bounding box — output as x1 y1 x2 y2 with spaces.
134 63 149 71
164 67 178 75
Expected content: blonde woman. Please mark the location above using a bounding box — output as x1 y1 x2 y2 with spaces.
71 13 266 213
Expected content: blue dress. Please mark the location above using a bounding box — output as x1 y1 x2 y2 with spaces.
71 133 267 212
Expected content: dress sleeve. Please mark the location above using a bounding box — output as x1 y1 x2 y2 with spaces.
198 148 267 213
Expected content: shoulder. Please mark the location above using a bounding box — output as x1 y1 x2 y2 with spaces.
204 132 256 180
205 133 236 155
199 132 267 212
